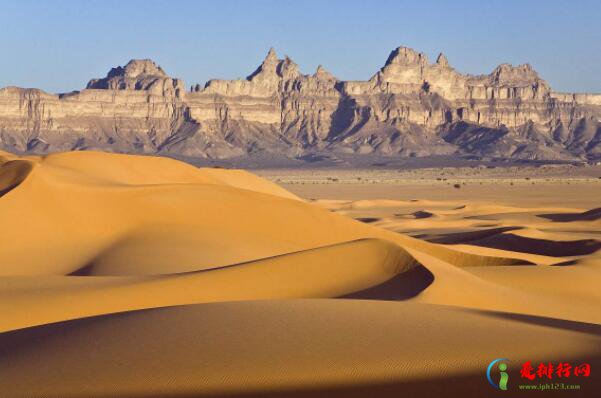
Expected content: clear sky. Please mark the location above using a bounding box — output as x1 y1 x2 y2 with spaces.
1 0 599 94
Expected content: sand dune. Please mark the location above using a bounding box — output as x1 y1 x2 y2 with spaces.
2 301 600 398
539 207 601 222
1 151 599 397
0 151 524 277
0 238 417 332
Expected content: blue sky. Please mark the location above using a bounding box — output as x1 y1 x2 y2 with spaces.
1 0 599 93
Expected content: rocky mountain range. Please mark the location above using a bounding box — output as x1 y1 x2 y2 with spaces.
1 46 600 165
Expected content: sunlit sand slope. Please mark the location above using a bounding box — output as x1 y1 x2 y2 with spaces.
1 301 600 397
0 239 421 332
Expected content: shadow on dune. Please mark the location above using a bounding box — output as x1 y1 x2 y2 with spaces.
412 210 434 219
340 264 434 300
414 227 522 244
194 370 601 398
538 207 601 222
415 226 601 257
394 210 435 219
0 160 32 198
354 217 381 224
468 234 601 257
469 309 601 336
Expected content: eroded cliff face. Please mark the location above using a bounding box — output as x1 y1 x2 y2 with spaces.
1 47 600 162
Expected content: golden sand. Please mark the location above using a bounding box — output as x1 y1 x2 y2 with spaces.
0 151 599 397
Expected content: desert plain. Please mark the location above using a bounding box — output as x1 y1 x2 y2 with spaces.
0 150 600 397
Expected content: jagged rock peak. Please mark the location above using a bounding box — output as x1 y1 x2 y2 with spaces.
384 46 429 66
280 55 297 68
247 47 280 80
265 47 278 64
116 59 167 78
436 53 449 68
86 59 183 96
277 56 300 79
247 49 302 81
488 63 543 86
314 65 336 81
86 60 169 89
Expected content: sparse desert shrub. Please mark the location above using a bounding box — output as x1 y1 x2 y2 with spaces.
453 183 461 189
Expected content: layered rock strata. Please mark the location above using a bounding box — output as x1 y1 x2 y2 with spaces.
1 47 600 161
